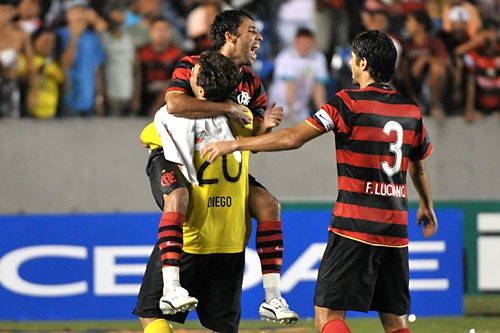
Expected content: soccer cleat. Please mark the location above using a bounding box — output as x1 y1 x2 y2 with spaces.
259 297 299 325
159 286 198 315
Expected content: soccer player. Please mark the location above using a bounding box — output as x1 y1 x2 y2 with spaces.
201 30 438 333
134 50 249 333
141 9 298 325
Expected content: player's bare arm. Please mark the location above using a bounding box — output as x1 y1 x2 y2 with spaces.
409 159 438 238
165 91 251 126
253 101 284 136
201 122 322 163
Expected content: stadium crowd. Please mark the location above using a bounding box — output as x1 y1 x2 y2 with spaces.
0 0 498 122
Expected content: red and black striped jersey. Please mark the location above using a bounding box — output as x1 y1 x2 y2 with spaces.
306 83 432 247
464 46 500 113
166 55 267 121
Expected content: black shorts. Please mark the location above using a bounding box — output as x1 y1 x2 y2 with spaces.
133 242 245 333
314 232 410 316
147 148 265 210
146 148 190 210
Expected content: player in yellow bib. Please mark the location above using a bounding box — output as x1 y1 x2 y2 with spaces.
135 51 259 333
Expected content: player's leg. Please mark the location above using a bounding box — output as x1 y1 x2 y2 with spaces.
193 252 246 333
314 233 384 333
314 306 350 333
146 148 197 314
133 242 179 332
140 318 173 333
248 175 298 325
378 313 409 333
372 247 411 333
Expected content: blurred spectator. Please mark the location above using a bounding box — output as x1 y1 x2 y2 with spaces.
16 0 42 35
462 18 500 123
442 0 482 39
476 0 500 20
440 4 471 55
399 9 451 118
361 7 403 69
56 0 105 116
314 0 349 62
134 16 183 117
276 0 315 48
185 2 226 54
19 28 64 119
99 3 138 116
439 5 471 109
269 27 328 123
0 0 37 118
126 0 184 50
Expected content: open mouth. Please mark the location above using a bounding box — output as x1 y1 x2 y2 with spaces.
250 44 260 59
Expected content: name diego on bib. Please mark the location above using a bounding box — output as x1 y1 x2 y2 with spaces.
207 195 232 207
365 181 406 198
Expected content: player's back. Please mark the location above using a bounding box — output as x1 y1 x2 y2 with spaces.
315 83 432 247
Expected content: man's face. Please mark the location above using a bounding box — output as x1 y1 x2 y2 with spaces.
294 35 315 57
349 51 362 86
229 17 262 66
66 5 89 26
150 20 170 46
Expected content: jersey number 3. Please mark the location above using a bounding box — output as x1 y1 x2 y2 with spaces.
381 120 403 176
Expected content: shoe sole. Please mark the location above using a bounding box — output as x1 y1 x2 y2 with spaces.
259 309 299 326
160 299 198 315
260 314 298 326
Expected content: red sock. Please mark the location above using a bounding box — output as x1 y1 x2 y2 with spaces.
321 319 351 333
389 328 410 333
256 220 283 274
158 212 184 267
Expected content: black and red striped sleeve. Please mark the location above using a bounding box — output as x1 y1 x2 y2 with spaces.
165 55 199 95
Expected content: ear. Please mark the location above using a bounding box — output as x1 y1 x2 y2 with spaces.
225 31 237 44
197 86 206 99
360 57 369 71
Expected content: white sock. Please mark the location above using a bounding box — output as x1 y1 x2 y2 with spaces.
263 273 281 302
162 266 181 292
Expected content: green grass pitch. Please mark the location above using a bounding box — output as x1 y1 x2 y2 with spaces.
0 295 498 332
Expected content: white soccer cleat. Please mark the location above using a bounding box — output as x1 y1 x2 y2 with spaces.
259 297 299 326
159 286 198 315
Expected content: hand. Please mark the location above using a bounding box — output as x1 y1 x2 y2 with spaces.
201 141 236 163
416 205 438 238
263 101 284 130
224 101 252 126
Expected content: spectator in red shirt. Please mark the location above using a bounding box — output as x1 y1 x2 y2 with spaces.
134 16 184 117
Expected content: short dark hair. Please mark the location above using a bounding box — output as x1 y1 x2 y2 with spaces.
410 9 433 32
210 9 254 51
150 16 170 28
352 30 396 83
31 27 55 42
196 51 241 102
295 27 314 38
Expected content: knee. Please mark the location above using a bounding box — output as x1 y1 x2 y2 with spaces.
249 187 281 220
379 313 408 332
163 188 189 213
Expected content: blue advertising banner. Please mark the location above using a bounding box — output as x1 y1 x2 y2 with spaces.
0 209 462 320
